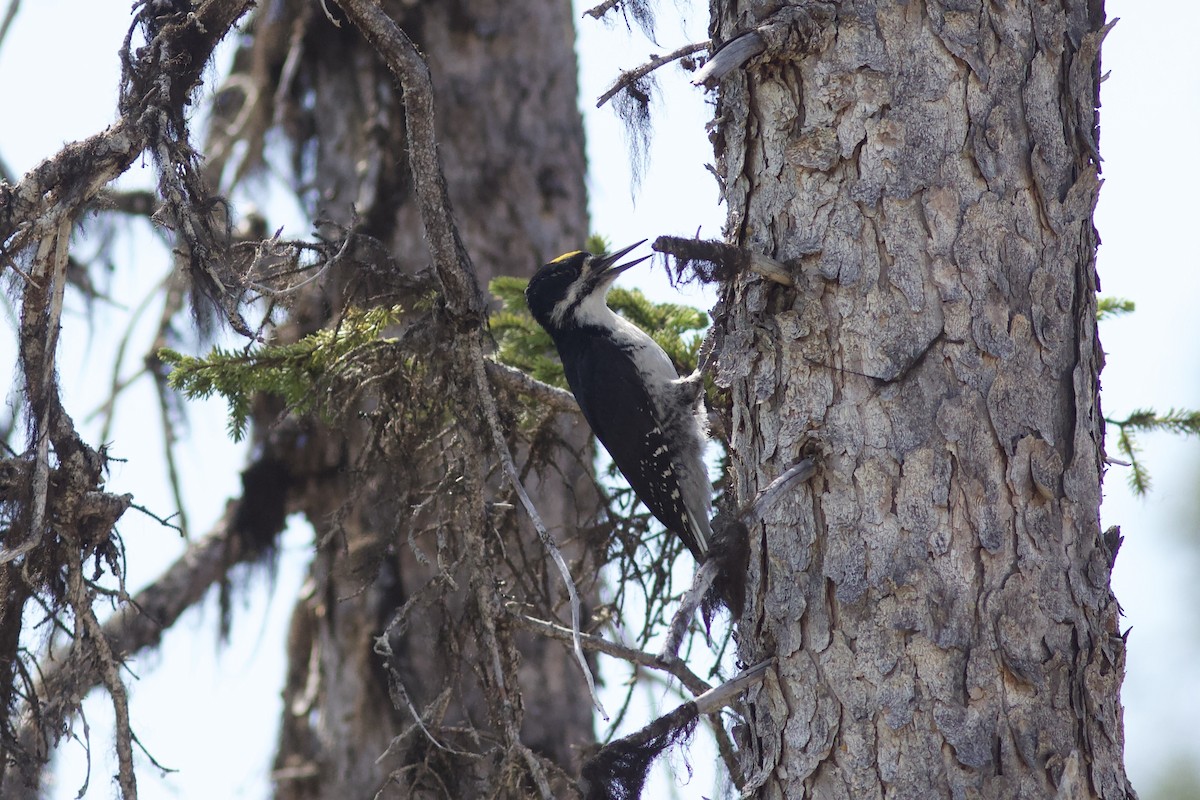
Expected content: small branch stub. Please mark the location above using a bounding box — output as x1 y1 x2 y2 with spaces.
691 5 834 86
653 235 794 287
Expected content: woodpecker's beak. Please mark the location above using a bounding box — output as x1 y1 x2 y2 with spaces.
594 240 651 285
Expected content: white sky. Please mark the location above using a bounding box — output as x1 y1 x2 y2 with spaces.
0 0 1196 797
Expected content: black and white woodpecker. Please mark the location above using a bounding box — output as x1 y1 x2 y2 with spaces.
525 241 712 564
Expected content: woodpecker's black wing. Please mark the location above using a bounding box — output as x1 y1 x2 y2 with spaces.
558 333 706 561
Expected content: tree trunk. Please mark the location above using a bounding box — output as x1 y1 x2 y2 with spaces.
708 1 1135 796
216 1 597 796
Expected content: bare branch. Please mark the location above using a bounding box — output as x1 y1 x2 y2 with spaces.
0 0 19 58
582 0 620 20
0 0 255 257
13 492 262 789
690 5 834 86
471 339 607 719
29 507 236 686
580 661 773 798
596 41 710 108
94 188 158 217
654 235 795 287
2 221 72 565
508 610 712 698
484 360 579 415
689 32 764 85
693 659 772 716
65 545 137 799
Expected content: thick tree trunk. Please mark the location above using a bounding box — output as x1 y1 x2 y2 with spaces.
709 1 1134 797
218 1 597 797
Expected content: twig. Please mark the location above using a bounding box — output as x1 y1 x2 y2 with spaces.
94 188 159 217
582 0 620 20
150 363 191 539
656 559 717 664
597 41 710 108
690 32 765 85
472 339 607 720
657 459 817 663
15 504 244 761
694 659 772 715
0 0 20 57
66 540 137 799
580 660 773 797
509 610 711 697
129 503 184 535
0 0 256 256
483 360 579 414
86 269 170 433
458 439 556 800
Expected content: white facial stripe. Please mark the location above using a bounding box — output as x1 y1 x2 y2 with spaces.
550 278 590 326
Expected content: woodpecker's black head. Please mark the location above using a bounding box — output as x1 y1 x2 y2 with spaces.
525 241 649 331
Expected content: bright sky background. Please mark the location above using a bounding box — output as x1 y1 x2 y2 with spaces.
0 0 1196 797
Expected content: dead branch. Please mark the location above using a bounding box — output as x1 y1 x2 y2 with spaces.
471 339 607 719
0 0 19 57
0 0 254 258
581 0 620 20
689 32 764 85
580 661 773 799
653 235 794 287
64 543 137 799
596 41 710 109
507 610 711 697
690 5 834 86
13 505 242 769
484 361 579 415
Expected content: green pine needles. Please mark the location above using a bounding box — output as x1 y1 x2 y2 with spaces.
159 305 403 442
1107 408 1200 495
158 265 708 446
1096 296 1136 321
1097 296 1200 494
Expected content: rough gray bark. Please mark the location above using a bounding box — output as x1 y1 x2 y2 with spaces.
707 1 1134 797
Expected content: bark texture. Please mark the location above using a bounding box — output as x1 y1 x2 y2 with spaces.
707 1 1133 797
215 1 598 796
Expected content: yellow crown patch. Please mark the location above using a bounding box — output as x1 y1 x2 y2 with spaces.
549 250 584 265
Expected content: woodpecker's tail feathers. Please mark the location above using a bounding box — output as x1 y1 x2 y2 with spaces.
682 507 711 562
